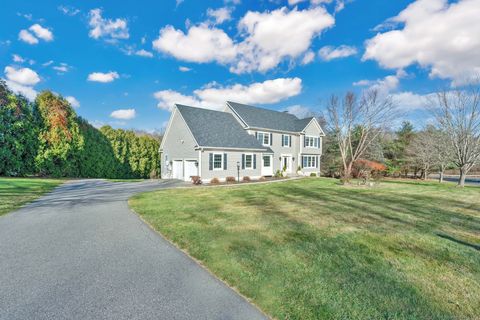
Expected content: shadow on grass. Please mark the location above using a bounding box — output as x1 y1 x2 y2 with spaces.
436 232 480 251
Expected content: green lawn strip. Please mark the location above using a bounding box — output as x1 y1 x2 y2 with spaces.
0 178 64 216
129 178 480 320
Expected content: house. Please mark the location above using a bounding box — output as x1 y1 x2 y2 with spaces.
160 101 325 182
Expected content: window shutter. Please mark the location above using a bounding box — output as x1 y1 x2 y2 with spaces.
304 136 306 147
270 133 273 146
289 135 292 147
209 153 213 170
224 153 227 170
255 132 258 140
301 156 305 168
253 154 257 169
316 156 319 168
281 134 284 147
242 154 245 169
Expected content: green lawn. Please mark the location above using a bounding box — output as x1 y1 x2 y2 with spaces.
106 178 145 183
0 178 63 216
130 178 480 320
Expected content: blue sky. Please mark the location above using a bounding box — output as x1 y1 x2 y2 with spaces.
1 0 478 132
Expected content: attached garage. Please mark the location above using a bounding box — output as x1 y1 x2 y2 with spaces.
184 160 198 181
172 160 183 180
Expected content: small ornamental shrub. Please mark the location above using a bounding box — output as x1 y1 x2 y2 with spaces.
274 170 282 178
310 172 317 177
226 176 236 183
242 176 251 182
210 177 220 184
353 159 387 184
191 176 202 185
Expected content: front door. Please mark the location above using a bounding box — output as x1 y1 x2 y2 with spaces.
281 155 292 173
261 155 273 176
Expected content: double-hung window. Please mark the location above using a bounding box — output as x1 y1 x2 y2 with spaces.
282 134 291 147
305 136 320 148
245 154 253 169
257 132 270 146
213 153 223 170
302 155 317 168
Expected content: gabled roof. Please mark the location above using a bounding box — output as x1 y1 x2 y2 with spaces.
176 104 271 151
226 101 316 133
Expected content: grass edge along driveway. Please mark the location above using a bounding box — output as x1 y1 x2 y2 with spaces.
0 178 63 216
129 178 480 320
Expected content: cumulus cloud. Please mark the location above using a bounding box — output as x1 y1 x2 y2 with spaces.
87 71 119 83
29 24 53 41
88 9 129 41
154 77 302 111
3 66 40 100
353 70 407 96
4 66 40 85
18 24 53 44
18 29 38 44
363 0 480 86
135 49 153 57
318 45 357 61
65 96 80 108
232 6 334 73
110 108 136 120
207 7 232 24
152 6 334 73
152 24 237 64
52 63 71 74
301 50 316 65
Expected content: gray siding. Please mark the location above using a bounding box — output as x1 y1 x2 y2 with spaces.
200 150 263 181
299 120 323 175
161 109 198 179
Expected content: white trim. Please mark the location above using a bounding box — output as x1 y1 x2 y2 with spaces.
198 146 269 152
249 126 300 135
281 134 291 147
256 131 271 146
301 155 318 169
225 101 249 128
212 153 224 171
301 117 326 136
280 154 293 173
198 150 202 178
304 135 320 148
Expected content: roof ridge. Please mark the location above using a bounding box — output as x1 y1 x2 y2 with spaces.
227 101 299 119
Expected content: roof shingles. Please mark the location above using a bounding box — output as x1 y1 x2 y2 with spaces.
176 104 270 151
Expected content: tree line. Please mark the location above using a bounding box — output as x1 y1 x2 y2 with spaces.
321 84 480 187
0 80 160 178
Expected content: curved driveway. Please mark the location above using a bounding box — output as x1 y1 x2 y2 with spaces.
0 179 267 320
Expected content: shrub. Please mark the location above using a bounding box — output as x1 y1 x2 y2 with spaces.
226 176 236 183
310 172 317 177
210 177 220 184
190 176 202 185
353 159 387 184
274 170 283 178
242 176 251 182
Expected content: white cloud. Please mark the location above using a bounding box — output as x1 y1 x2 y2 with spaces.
88 9 129 41
53 63 70 73
29 24 53 41
301 50 315 65
152 24 237 64
58 5 80 16
232 6 335 73
4 66 40 85
363 0 480 86
4 80 37 100
65 96 80 108
390 91 432 111
207 7 232 24
288 0 346 12
18 29 38 44
153 6 334 73
353 70 407 96
179 66 191 72
42 60 54 66
135 49 153 58
87 71 119 83
283 105 314 118
12 54 24 63
110 108 136 120
318 45 357 61
154 77 302 111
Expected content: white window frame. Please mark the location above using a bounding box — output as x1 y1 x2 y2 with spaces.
257 131 270 146
282 135 290 147
302 155 317 168
213 153 223 170
244 153 253 169
305 135 319 148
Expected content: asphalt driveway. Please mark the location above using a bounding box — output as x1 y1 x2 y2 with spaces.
0 179 267 320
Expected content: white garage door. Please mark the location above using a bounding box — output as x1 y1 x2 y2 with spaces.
184 160 198 181
172 160 183 180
